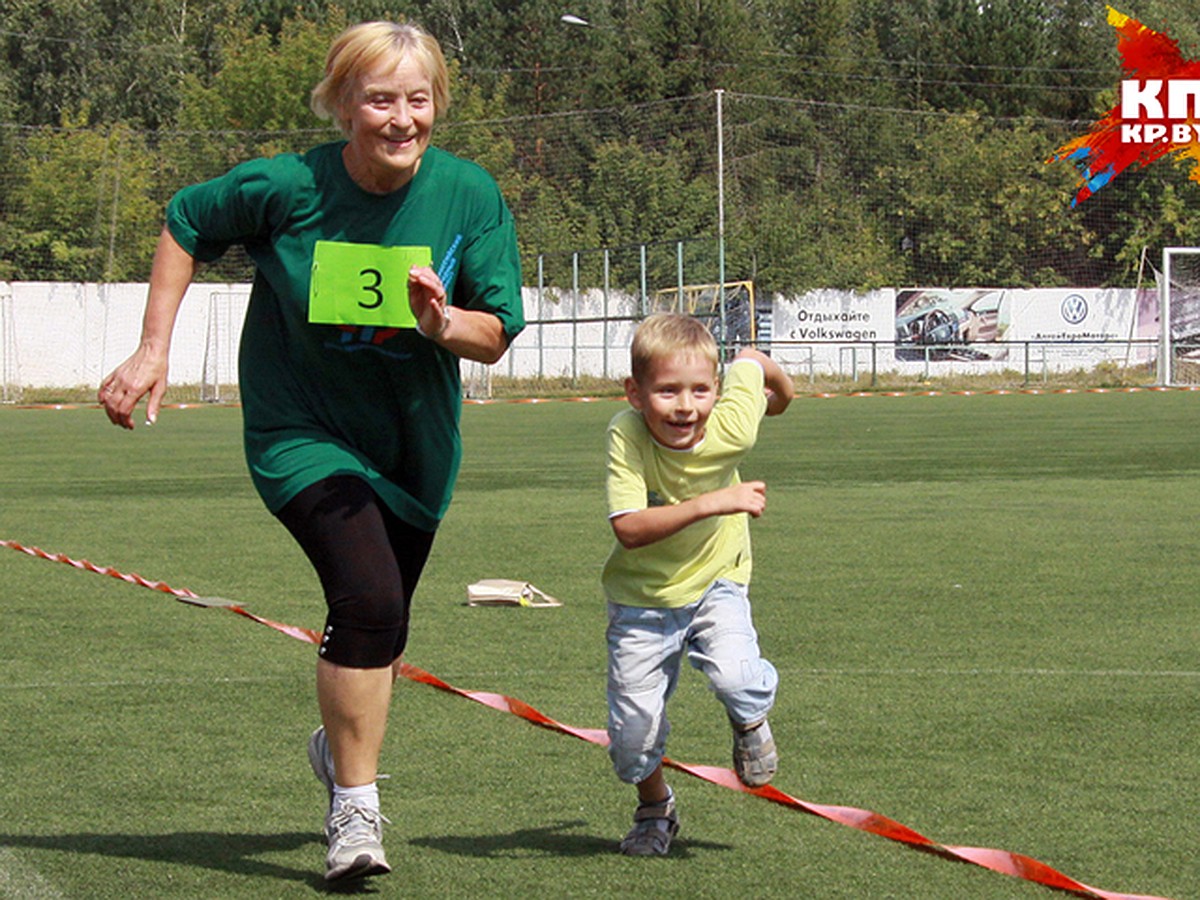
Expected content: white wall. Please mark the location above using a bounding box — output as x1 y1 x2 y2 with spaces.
0 282 1153 388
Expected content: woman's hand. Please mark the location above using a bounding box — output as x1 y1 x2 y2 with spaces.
407 264 509 363
98 226 195 429
99 343 169 430
408 265 450 340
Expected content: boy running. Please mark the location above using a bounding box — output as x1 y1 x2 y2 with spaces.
602 312 794 856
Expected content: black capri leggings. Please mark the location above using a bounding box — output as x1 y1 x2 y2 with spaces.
275 475 436 669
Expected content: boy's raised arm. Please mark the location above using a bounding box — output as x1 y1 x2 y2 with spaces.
735 348 794 416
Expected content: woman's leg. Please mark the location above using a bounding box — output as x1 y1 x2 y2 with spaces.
277 476 434 787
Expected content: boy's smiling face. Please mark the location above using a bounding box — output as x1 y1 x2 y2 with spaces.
625 352 718 451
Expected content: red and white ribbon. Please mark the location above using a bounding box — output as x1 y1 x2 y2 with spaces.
0 538 320 644
0 537 1172 900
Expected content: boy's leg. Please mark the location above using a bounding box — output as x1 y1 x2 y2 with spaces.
635 765 670 805
606 602 684 785
606 602 685 854
686 579 780 786
620 764 679 856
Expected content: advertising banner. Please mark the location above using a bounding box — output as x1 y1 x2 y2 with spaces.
894 289 1009 361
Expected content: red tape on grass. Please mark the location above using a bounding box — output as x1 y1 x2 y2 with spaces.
397 663 1168 900
0 538 321 645
1 537 1172 900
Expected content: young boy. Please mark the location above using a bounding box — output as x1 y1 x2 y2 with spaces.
602 312 794 856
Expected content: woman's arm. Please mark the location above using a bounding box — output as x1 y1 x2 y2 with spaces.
408 265 509 363
98 227 197 428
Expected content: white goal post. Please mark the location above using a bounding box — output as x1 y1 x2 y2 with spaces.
200 290 247 403
0 284 19 403
1161 247 1200 386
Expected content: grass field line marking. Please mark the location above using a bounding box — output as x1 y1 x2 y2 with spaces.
0 848 67 900
792 666 1200 679
0 675 295 691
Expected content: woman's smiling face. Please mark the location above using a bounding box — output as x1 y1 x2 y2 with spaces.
341 55 436 194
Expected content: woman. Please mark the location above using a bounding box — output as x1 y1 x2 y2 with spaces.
99 21 524 882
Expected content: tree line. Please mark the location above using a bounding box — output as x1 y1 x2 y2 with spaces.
2 0 1199 291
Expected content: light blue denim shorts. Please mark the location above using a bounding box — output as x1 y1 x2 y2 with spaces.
605 578 778 784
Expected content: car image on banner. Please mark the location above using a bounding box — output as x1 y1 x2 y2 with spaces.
894 288 1009 361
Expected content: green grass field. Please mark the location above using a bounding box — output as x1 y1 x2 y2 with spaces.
1 390 1196 899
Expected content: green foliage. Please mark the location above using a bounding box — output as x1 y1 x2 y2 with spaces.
731 183 905 293
0 0 239 129
3 108 161 280
884 112 1095 286
439 61 517 181
587 136 716 246
176 14 343 135
638 0 773 97
508 172 600 273
0 0 1196 289
1093 162 1200 277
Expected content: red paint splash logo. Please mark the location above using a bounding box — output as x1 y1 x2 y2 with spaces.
1048 6 1200 205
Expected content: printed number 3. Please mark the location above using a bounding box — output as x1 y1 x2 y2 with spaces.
359 267 384 309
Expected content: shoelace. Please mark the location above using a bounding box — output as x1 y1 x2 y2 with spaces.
328 803 391 846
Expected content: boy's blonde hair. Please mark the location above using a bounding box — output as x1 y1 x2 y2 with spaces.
630 313 719 383
311 21 450 136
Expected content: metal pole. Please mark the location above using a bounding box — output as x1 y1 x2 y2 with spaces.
716 88 727 360
603 248 611 378
676 241 684 308
1159 247 1174 386
572 251 580 383
537 255 545 379
639 244 648 317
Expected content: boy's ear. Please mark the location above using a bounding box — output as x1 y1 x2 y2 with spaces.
624 377 643 410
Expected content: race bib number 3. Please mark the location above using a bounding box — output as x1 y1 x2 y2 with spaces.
309 241 433 327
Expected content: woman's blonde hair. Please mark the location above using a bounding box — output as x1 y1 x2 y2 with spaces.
310 21 450 135
629 313 719 383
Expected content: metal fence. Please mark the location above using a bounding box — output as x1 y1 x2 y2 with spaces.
0 276 1177 403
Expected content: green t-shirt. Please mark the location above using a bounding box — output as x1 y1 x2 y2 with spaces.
166 143 524 530
601 358 768 608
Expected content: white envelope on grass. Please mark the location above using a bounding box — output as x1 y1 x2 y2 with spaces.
466 579 562 608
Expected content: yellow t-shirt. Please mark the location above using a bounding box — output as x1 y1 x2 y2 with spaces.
602 358 767 608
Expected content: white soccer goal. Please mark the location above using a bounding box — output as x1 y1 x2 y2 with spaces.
460 358 493 400
1161 247 1200 386
200 290 248 403
0 284 20 403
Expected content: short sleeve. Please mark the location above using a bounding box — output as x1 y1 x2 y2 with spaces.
709 358 767 450
452 182 524 343
605 411 648 517
165 156 294 262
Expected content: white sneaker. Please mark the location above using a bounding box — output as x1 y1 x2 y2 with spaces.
324 798 391 882
307 726 335 802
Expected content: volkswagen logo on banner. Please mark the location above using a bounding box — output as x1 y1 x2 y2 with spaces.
1061 293 1088 325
